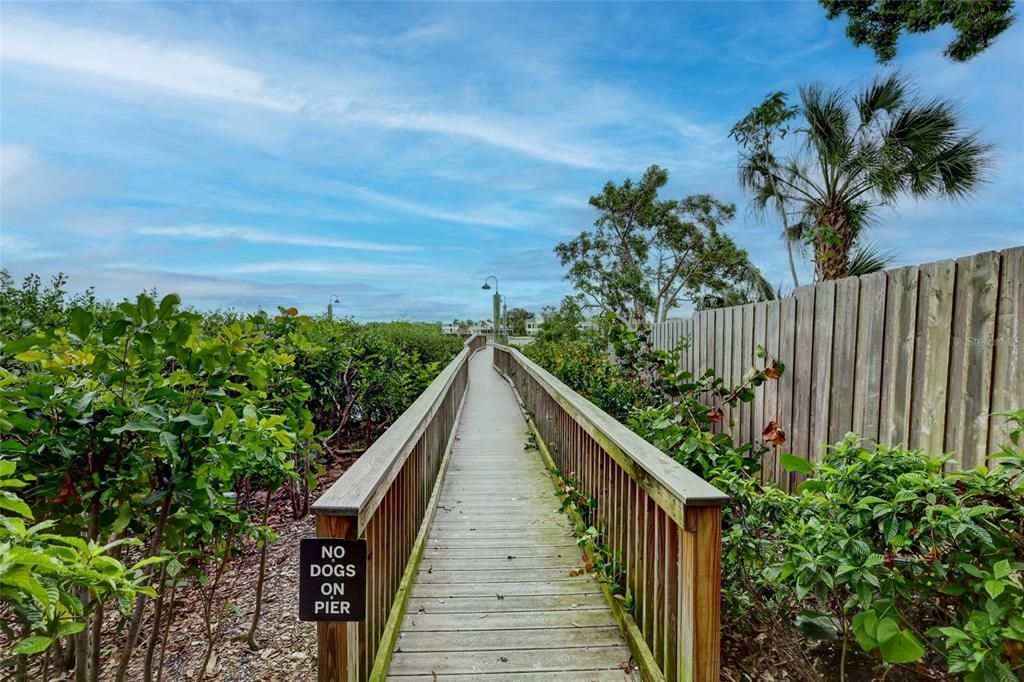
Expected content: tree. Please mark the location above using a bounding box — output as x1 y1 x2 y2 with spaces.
555 166 771 328
534 297 586 344
821 0 1015 63
506 307 529 336
734 75 990 281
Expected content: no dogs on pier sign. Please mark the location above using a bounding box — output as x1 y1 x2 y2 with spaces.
298 538 367 621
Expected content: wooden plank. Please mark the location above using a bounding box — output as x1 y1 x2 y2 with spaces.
945 252 1000 468
852 272 887 444
763 300 781 486
879 266 919 448
387 672 632 682
416 568 586 583
411 581 599 598
740 304 755 445
828 278 859 444
678 506 721 682
405 594 608 614
909 259 956 454
751 302 767 472
776 295 797 491
393 627 628 653
790 285 816 462
988 247 1024 457
398 609 618 632
810 281 836 462
316 515 358 682
388 646 632 675
730 305 744 441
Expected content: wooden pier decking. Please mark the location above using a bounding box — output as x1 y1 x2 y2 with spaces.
314 336 725 682
387 348 636 680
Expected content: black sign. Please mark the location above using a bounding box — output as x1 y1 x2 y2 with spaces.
298 538 367 621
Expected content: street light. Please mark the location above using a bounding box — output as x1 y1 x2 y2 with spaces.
481 276 503 344
327 295 341 322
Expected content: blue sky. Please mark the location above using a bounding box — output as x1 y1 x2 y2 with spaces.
2 2 1021 321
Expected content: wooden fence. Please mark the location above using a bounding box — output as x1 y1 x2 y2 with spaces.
494 344 728 682
651 247 1022 490
312 334 486 681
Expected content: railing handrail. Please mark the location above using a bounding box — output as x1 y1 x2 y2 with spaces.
494 343 729 508
312 334 485 528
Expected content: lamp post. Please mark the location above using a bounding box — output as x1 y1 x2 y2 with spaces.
481 276 503 344
327 295 340 322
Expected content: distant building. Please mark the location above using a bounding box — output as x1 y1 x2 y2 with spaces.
525 314 545 336
441 322 460 335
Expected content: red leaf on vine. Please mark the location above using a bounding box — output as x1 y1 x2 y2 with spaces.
53 471 80 505
762 421 786 446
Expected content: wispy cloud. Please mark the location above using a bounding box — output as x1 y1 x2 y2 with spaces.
0 16 613 169
334 182 536 229
1 18 301 112
227 260 441 278
136 224 419 252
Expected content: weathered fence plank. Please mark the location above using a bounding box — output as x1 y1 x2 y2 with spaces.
650 247 1022 474
828 278 859 443
989 247 1024 455
910 259 956 454
810 281 836 461
879 266 919 448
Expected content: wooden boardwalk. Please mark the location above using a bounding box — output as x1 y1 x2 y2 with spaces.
388 347 636 680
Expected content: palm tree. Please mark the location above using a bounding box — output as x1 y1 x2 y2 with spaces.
734 75 991 280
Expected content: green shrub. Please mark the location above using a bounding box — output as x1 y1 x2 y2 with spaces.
529 312 1024 679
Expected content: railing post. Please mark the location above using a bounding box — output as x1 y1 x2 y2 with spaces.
678 505 722 682
316 514 358 682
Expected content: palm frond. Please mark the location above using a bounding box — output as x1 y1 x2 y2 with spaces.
856 74 906 126
847 242 897 276
800 83 852 164
931 134 992 200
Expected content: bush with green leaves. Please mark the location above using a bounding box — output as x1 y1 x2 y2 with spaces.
0 294 304 680
1 459 156 680
772 421 1024 680
526 312 1023 679
0 277 464 680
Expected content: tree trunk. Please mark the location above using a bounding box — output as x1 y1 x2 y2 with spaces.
814 208 855 280
786 238 800 288
142 562 170 682
87 601 103 682
245 491 275 650
155 580 178 682
86 500 102 682
115 495 172 682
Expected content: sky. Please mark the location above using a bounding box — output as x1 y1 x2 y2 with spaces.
2 2 1022 322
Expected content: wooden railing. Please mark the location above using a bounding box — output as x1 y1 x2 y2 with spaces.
312 333 486 682
493 344 729 682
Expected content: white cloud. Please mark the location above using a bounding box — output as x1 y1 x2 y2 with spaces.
0 17 621 170
1 18 301 111
136 224 419 253
343 107 609 169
